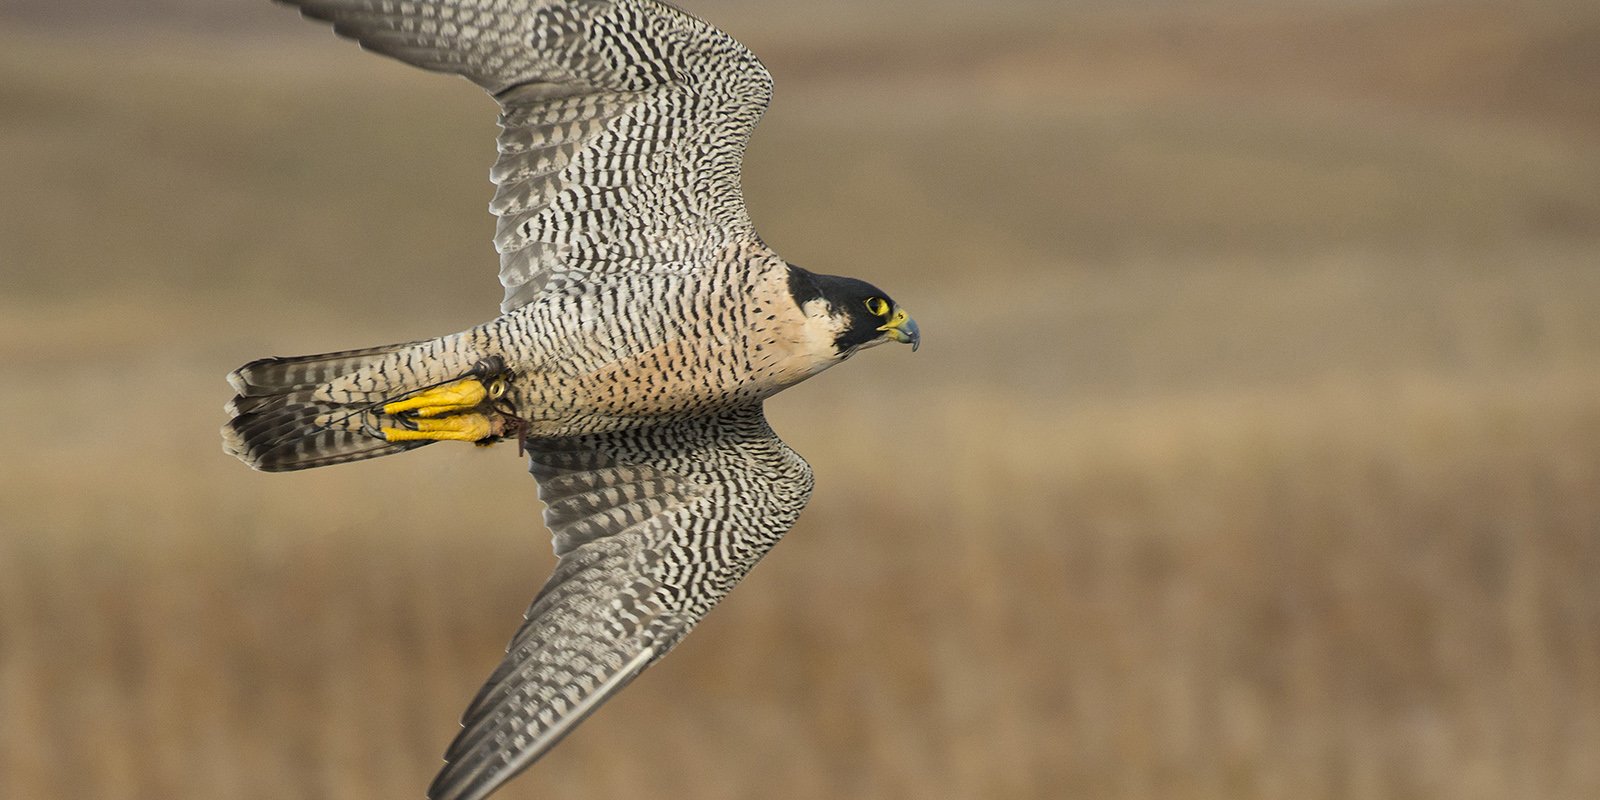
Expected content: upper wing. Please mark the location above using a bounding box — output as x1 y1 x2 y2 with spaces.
429 404 812 800
282 0 774 311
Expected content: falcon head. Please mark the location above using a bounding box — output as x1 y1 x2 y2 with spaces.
787 265 920 357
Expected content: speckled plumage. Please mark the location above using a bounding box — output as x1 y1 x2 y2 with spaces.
223 3 916 799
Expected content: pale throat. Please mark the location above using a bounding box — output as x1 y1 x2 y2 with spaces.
743 294 849 393
796 298 849 360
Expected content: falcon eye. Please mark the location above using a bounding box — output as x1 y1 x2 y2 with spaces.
864 297 890 317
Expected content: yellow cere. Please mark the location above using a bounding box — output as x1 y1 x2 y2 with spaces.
877 308 909 332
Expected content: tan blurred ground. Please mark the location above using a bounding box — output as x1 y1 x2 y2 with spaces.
3 2 1599 799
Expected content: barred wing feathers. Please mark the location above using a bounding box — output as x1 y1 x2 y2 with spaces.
281 0 775 311
429 404 813 800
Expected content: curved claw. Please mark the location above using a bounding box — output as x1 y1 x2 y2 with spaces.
383 379 489 418
382 414 492 443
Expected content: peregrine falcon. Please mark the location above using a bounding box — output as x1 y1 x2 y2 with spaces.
222 2 918 798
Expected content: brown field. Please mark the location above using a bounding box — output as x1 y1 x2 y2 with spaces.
3 2 1600 798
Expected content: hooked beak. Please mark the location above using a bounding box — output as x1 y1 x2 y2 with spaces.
877 305 921 352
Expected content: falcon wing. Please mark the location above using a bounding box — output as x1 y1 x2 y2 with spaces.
282 0 774 311
429 404 813 800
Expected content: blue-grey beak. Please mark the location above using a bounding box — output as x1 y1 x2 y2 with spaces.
879 305 920 352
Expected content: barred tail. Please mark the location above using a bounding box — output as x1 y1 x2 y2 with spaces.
222 342 430 472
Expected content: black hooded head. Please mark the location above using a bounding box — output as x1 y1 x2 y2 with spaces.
786 265 917 354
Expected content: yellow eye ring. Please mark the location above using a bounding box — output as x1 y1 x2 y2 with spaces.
864 297 890 317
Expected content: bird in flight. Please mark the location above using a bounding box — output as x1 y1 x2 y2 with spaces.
222 1 919 798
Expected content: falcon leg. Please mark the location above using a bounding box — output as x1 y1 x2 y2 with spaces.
382 414 493 443
378 365 516 444
383 378 491 418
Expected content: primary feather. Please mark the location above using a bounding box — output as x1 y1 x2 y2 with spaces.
282 0 772 311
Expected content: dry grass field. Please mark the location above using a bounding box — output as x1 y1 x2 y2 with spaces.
3 2 1599 798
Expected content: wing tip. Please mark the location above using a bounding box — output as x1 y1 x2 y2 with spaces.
427 648 656 800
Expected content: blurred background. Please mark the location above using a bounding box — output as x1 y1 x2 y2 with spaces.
3 1 1599 798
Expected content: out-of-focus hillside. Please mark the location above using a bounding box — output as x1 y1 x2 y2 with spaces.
3 2 1599 799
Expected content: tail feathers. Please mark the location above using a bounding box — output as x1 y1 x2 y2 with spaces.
223 394 426 472
227 340 425 397
223 343 431 472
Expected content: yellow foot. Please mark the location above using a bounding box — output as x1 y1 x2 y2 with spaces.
383 378 492 418
382 414 492 443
